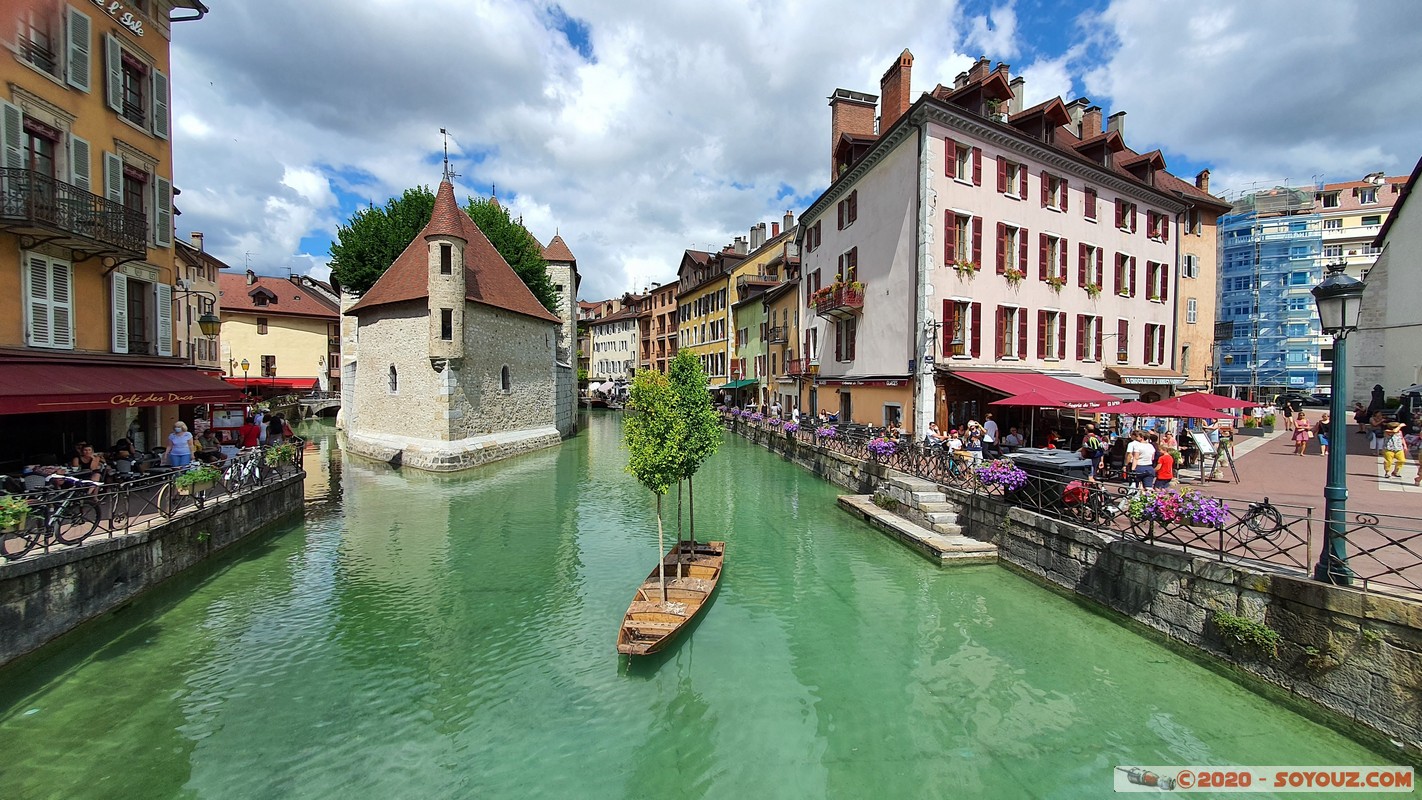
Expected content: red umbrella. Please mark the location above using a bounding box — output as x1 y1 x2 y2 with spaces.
989 390 1068 408
1097 400 1168 416
1178 391 1258 411
1144 395 1236 418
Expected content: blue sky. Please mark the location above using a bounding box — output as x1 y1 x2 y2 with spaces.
170 0 1422 301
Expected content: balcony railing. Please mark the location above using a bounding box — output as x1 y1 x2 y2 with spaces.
767 326 789 344
736 273 779 296
0 168 147 256
811 283 865 319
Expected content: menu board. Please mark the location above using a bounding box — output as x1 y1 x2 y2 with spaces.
211 408 246 430
1189 431 1215 456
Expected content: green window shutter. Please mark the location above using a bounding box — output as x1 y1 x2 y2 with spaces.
51 261 74 349
156 283 173 356
151 69 169 139
104 33 123 114
104 151 123 203
1 100 23 169
111 271 129 353
66 7 92 93
153 175 172 247
24 255 53 348
69 135 92 191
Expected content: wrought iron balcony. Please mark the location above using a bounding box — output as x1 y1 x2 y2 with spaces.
767 326 789 344
736 272 780 296
0 168 148 259
811 283 865 320
785 358 808 377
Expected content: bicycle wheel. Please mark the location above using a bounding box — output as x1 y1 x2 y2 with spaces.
54 500 101 545
1 517 40 560
155 483 179 519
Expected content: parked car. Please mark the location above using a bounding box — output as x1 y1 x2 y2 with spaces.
1273 392 1327 409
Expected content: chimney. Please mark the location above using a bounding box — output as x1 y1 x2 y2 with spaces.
1065 98 1089 135
771 221 780 238
1082 106 1102 138
1008 76 1025 115
190 231 204 251
828 88 879 181
750 223 766 251
878 49 914 132
734 236 747 255
246 269 255 285
1107 111 1126 137
967 56 991 82
783 210 794 231
954 71 969 90
1195 169 1211 193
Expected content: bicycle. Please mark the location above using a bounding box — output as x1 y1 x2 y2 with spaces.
0 476 102 560
155 465 219 519
1239 496 1285 540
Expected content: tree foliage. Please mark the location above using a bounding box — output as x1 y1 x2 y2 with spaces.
625 370 683 497
465 198 558 313
328 186 435 296
667 351 721 478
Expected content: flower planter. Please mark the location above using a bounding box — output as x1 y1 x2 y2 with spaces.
1235 426 1272 437
178 480 215 496
1 512 29 533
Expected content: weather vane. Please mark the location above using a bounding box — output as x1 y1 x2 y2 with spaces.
439 128 460 183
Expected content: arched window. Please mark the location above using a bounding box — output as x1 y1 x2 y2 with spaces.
501 365 511 392
388 364 398 393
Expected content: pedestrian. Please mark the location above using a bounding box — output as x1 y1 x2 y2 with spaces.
254 408 268 445
1381 422 1408 478
238 416 262 449
1353 402 1369 435
982 413 999 455
166 421 195 468
964 421 985 465
1125 429 1156 489
1079 424 1105 480
1292 412 1312 456
267 413 286 445
1369 411 1387 453
1316 412 1331 457
1150 432 1176 489
1281 397 1297 431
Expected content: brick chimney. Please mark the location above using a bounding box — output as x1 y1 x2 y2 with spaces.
878 49 913 132
954 71 969 90
1195 169 1211 193
1107 111 1126 137
190 231 204 251
1082 105 1102 138
771 221 780 238
828 88 878 181
967 56 991 82
1008 76 1025 115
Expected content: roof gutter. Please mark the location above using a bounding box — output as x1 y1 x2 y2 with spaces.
170 1 209 23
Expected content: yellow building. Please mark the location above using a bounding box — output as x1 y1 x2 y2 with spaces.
726 217 797 405
173 230 224 370
676 245 744 388
0 1 236 463
219 270 340 396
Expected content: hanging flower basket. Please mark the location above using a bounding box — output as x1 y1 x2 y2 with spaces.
1126 488 1229 527
815 425 838 439
784 421 799 435
1084 282 1102 299
974 459 1028 491
0 496 30 532
174 465 222 496
1046 275 1066 293
953 259 980 278
1003 268 1026 286
867 437 898 459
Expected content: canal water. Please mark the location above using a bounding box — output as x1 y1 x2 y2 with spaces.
0 413 1392 798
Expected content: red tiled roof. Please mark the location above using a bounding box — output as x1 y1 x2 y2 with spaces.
543 234 576 263
219 273 339 319
346 180 561 324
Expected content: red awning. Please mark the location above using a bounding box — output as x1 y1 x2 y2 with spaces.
949 369 1120 407
0 362 246 415
224 377 319 391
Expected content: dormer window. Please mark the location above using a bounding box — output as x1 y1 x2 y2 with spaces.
248 286 277 307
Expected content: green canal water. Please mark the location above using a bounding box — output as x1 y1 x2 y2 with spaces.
0 413 1394 799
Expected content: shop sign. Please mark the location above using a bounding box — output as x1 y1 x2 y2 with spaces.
93 1 145 36
1121 377 1187 386
111 392 197 406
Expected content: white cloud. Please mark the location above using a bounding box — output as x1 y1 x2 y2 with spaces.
962 3 1020 60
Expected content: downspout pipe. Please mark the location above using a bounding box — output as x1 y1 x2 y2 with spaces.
913 117 936 439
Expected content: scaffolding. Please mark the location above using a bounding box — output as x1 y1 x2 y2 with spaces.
1216 186 1323 399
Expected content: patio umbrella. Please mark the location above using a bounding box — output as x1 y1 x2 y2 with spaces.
989 391 1067 445
1144 395 1236 418
1096 400 1168 416
1177 391 1258 411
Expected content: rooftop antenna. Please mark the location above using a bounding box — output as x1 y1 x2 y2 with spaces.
439 128 460 183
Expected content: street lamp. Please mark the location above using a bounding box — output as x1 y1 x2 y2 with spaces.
172 287 221 363
240 358 250 394
1311 260 1366 585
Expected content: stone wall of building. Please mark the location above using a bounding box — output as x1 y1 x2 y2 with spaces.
726 419 1422 756
555 363 578 438
458 305 557 435
0 475 305 667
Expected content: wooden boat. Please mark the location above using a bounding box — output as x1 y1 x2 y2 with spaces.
617 540 725 656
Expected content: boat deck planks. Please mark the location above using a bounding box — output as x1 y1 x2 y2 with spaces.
617 540 725 656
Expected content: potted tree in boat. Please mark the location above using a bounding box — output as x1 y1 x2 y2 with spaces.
617 351 725 656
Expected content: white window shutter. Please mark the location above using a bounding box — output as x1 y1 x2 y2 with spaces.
51 263 74 349
156 283 173 356
104 151 123 203
24 255 53 347
69 135 91 191
153 175 172 247
151 69 169 140
1 100 23 169
66 7 92 93
111 271 129 353
104 34 123 113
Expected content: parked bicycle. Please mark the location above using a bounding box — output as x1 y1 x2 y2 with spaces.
1 475 102 560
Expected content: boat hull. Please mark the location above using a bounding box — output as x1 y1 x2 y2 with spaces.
616 540 724 656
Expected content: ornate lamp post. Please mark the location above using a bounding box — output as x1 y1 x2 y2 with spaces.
240 357 251 396
1311 261 1366 585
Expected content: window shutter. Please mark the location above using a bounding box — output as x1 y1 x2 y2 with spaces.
970 302 982 357
1018 164 1028 198
0 101 23 169
972 148 982 185
152 69 170 140
997 157 1007 193
1037 310 1047 358
945 139 957 178
1017 228 1028 272
1038 233 1049 280
111 271 129 352
24 255 52 347
971 217 982 264
1114 199 1123 228
154 175 172 247
1157 327 1166 366
103 152 123 203
942 299 955 355
1041 171 1049 207
1058 238 1068 279
848 246 858 281
1143 324 1152 364
944 211 957 263
66 7 92 92
1078 243 1087 285
1061 178 1069 213
1161 262 1170 301
996 222 1006 274
1118 319 1128 363
1017 308 1028 357
1129 256 1137 297
1076 315 1086 360
994 306 1004 359
104 33 123 114
835 322 842 361
1113 254 1123 294
837 200 844 230
69 135 91 191
1085 188 1096 219
156 283 172 356
850 191 857 224
1058 314 1067 360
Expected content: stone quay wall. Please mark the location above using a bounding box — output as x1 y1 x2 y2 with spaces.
727 420 1422 758
0 474 305 668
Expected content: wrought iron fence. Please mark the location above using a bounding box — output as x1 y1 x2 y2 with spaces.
1 441 305 563
0 167 148 254
724 413 1422 600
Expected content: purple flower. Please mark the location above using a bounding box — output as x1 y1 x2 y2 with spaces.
974 459 1028 491
784 421 800 433
815 425 837 439
867 437 898 458
750 412 765 423
767 417 783 427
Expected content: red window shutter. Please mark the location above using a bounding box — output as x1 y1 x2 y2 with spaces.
942 299 955 355
1058 239 1068 279
1019 165 1028 198
997 157 1007 193
1113 254 1122 294
994 306 1005 359
1143 324 1151 363
1037 310 1047 358
971 217 983 264
970 302 982 357
1039 233 1049 280
1095 317 1102 361
849 247 858 281
1158 327 1166 365
945 212 957 263
1129 256 1138 297
1115 199 1123 228
1018 308 1028 358
1163 215 1170 243
1018 229 1028 273
1118 319 1129 362
996 222 1007 274
972 148 982 186
1062 178 1069 213
1086 188 1096 219
837 201 843 230
1041 171 1050 207
1058 314 1067 360
850 191 858 224
1078 243 1087 285
1161 262 1170 301
945 139 957 178
1076 315 1086 360
835 323 843 361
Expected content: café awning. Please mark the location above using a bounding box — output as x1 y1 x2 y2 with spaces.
0 362 245 415
718 378 758 390
946 368 1120 407
224 377 319 391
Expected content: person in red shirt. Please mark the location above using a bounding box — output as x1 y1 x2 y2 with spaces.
1150 431 1175 488
238 416 262 449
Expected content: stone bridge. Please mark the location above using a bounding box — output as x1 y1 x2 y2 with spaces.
299 396 341 418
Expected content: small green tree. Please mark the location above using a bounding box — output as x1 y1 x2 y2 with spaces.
667 350 722 545
329 186 435 296
625 369 686 599
465 197 558 313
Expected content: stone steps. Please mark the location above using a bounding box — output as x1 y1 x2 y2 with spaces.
837 496 996 565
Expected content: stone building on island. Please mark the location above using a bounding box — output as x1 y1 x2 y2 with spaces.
344 179 564 471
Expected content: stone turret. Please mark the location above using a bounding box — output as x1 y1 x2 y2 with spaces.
425 181 467 368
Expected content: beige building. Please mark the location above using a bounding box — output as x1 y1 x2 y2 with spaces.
1161 171 1230 391
173 231 224 371
1353 159 1422 402
218 270 339 395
